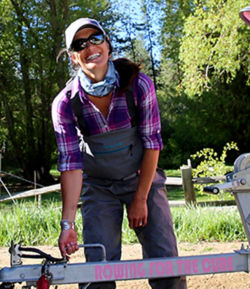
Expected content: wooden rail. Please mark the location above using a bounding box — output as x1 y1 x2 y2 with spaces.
0 184 60 202
0 179 182 202
165 177 182 186
0 168 226 204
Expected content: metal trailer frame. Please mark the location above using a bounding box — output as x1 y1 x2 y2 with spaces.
0 153 250 288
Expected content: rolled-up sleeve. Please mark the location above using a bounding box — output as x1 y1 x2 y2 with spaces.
135 73 163 150
51 89 83 172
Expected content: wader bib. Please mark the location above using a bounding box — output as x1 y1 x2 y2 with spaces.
82 127 143 180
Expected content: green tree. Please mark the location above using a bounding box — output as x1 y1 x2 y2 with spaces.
157 0 194 87
152 1 194 168
158 0 193 59
109 0 145 59
0 0 112 182
141 0 161 88
180 0 250 96
156 0 249 168
124 34 153 77
178 0 250 153
110 0 162 87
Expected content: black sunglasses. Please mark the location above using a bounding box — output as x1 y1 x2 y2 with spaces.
71 33 106 52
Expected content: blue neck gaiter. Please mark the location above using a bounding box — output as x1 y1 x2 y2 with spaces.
78 60 119 97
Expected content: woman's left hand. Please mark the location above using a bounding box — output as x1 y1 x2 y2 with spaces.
127 198 148 229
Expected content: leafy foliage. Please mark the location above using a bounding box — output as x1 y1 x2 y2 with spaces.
157 0 249 168
109 0 145 57
191 142 239 194
0 0 113 181
180 0 250 96
0 0 249 176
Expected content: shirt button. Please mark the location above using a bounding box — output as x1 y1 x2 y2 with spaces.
157 130 160 133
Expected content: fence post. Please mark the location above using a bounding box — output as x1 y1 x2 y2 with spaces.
34 171 41 208
181 160 196 206
0 152 2 195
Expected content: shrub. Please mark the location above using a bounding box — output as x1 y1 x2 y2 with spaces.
191 142 239 194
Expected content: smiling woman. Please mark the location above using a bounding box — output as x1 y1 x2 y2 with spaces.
51 17 187 289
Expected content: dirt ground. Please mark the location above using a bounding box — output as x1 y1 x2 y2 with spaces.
1 242 249 289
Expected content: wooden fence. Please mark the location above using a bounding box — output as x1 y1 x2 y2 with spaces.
0 162 228 206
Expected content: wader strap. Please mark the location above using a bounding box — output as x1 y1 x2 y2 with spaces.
125 85 138 127
69 91 89 136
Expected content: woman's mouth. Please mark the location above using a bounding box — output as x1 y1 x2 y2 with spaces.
87 53 101 61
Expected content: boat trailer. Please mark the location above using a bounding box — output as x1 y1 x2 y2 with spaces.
0 153 250 288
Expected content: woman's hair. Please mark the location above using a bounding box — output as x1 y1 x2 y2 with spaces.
113 58 141 95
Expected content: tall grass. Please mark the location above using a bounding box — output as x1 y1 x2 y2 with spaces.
0 202 82 246
172 206 245 242
0 202 246 247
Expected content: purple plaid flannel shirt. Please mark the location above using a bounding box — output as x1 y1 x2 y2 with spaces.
52 72 163 172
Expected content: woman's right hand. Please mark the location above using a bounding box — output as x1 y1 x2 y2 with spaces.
58 228 79 257
59 169 82 257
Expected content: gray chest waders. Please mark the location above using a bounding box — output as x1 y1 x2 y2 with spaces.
81 127 143 180
68 83 186 289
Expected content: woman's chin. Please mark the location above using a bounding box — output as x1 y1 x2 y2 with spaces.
84 60 108 73
85 62 98 70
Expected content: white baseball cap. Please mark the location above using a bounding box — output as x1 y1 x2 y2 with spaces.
65 18 107 50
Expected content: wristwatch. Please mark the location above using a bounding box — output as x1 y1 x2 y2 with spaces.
60 220 75 231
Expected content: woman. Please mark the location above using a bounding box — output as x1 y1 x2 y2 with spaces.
52 18 187 289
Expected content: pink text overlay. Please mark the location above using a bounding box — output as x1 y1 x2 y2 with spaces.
94 256 234 281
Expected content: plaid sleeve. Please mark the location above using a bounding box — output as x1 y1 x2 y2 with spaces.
135 73 164 150
51 89 83 172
